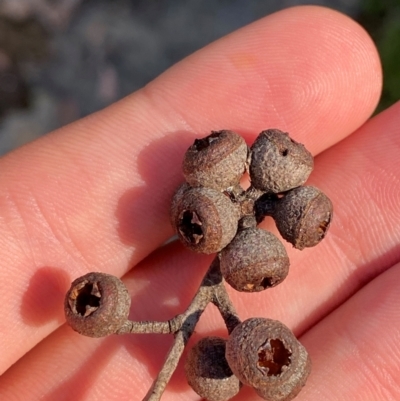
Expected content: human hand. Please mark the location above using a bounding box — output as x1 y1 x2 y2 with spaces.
0 5 397 401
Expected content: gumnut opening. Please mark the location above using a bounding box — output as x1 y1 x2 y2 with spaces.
64 272 131 338
225 318 311 400
170 184 240 253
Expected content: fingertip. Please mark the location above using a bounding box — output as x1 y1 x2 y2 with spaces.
144 5 382 152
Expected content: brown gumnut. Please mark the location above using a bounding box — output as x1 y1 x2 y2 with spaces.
185 336 242 401
249 129 313 193
182 130 249 191
272 186 333 250
219 228 289 292
64 272 131 338
225 318 311 401
170 183 240 254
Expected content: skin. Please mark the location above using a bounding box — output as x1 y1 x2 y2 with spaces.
0 5 398 401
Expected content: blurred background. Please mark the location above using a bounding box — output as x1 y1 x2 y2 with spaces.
0 0 398 155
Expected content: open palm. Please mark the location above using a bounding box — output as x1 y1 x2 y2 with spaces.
1 6 399 401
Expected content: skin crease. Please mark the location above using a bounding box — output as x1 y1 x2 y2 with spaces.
2 4 400 401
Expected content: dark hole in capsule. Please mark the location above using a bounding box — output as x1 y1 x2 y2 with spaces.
193 132 221 151
76 283 101 316
179 210 204 244
260 277 273 288
280 149 289 156
318 214 331 238
258 339 292 376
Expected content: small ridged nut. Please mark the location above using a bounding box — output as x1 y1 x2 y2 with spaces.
273 186 333 250
182 130 248 191
225 318 311 401
185 336 241 401
250 129 313 193
219 228 289 292
170 184 240 254
64 272 131 338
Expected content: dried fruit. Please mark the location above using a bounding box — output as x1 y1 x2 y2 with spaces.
183 130 248 191
64 128 331 401
272 186 333 249
185 336 241 401
225 318 310 401
170 184 240 253
250 129 313 193
219 228 289 292
64 272 131 338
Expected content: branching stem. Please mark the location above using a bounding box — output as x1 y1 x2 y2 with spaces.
117 256 240 401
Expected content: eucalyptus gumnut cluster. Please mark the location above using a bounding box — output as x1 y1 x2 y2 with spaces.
170 129 333 290
171 129 332 401
63 128 333 401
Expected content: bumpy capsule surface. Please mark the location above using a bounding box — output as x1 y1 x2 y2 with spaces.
219 228 289 292
273 186 333 249
183 130 248 191
250 129 313 193
185 336 241 401
225 318 311 401
170 184 240 253
64 272 131 338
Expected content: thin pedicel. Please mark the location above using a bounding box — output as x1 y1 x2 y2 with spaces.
64 129 333 401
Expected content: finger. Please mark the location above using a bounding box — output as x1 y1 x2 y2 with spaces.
0 220 398 401
211 99 400 336
272 99 400 333
297 262 400 400
222 99 400 335
0 6 381 374
0 245 210 401
3 203 400 401
4 84 398 397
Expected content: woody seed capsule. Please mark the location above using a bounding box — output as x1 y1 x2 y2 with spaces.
185 336 241 401
170 184 240 254
225 318 311 401
219 228 289 292
64 272 131 338
273 186 333 250
250 129 313 193
183 130 249 191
